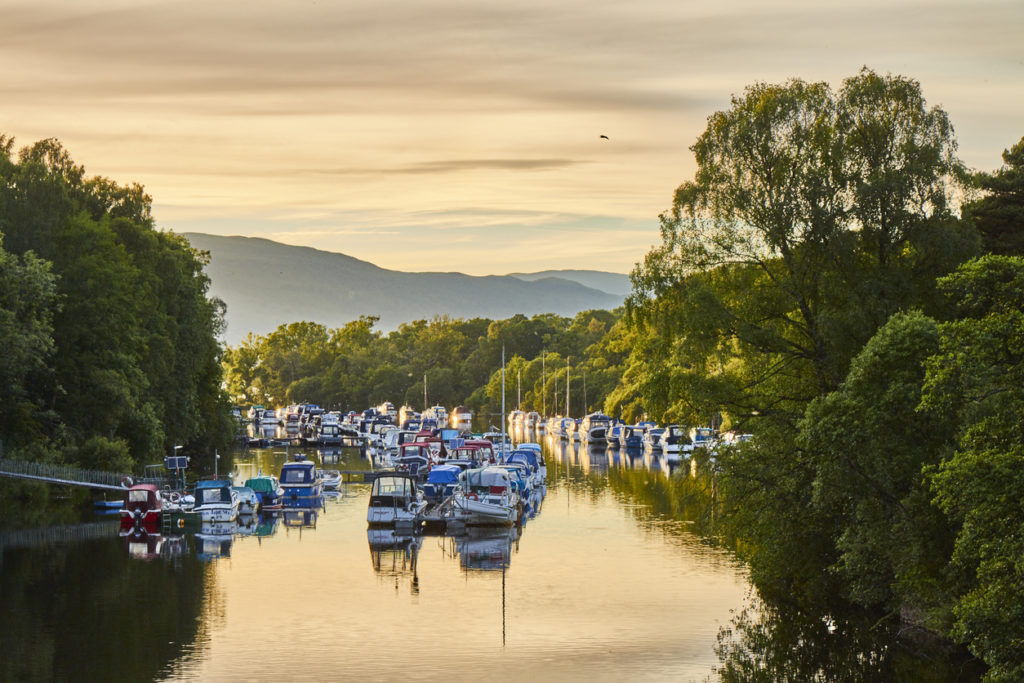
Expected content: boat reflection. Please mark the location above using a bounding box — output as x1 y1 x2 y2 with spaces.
282 508 319 530
368 527 422 593
456 526 520 572
195 521 234 561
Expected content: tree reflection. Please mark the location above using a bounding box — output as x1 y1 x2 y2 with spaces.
714 596 984 682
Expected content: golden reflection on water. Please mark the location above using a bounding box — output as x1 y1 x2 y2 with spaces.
160 438 749 682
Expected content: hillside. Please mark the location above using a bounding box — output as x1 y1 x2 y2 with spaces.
508 269 631 297
183 233 626 344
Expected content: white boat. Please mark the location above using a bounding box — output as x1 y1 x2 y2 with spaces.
194 480 239 523
367 474 427 527
524 411 540 429
319 469 342 491
231 485 260 515
261 409 280 425
580 412 613 442
507 410 524 428
453 467 521 526
451 405 473 434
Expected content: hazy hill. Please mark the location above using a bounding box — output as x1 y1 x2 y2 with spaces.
183 233 626 344
508 269 631 297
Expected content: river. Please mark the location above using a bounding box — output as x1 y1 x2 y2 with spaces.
0 432 983 681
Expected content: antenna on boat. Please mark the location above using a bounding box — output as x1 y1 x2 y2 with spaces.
566 357 570 419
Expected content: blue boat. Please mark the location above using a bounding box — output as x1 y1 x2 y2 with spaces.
279 455 324 506
422 464 461 503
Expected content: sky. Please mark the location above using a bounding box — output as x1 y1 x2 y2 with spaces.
2 0 1022 275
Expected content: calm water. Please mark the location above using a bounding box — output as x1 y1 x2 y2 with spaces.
0 435 749 682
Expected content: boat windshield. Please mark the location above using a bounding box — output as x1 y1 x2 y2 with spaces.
373 478 412 496
201 488 226 503
128 489 149 503
281 468 310 483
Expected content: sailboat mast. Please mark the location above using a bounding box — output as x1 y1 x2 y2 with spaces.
542 352 546 417
566 357 570 418
501 345 506 449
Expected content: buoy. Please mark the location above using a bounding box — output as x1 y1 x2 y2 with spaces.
177 517 185 529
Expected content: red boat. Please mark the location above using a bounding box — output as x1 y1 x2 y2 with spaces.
119 484 163 532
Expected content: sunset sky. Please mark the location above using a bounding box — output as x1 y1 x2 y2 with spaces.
3 0 1022 274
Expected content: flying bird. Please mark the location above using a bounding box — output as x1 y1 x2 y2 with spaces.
599 135 609 140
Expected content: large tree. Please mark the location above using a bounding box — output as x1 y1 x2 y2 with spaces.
628 68 972 429
963 136 1024 256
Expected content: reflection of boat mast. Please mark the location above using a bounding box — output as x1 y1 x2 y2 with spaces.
502 562 506 647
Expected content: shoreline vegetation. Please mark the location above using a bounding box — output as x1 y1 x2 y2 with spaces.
2 68 1022 680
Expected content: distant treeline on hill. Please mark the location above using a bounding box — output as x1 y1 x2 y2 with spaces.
221 309 649 422
0 136 233 474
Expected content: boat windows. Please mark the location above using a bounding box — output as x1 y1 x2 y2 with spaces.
282 469 310 483
201 488 225 503
128 489 149 503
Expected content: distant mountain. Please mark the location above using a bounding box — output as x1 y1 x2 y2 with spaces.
183 233 626 345
507 269 632 297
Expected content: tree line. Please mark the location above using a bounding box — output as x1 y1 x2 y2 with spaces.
0 136 234 474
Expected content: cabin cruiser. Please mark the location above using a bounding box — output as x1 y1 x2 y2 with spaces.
643 427 665 452
119 484 164 532
453 467 521 526
279 455 324 505
244 473 284 509
685 426 716 454
450 405 473 434
659 425 688 457
232 486 260 515
580 412 613 442
507 410 524 429
377 401 398 423
194 480 239 523
367 473 427 527
261 408 280 425
524 411 540 429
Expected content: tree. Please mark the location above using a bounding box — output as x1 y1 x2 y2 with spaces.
628 69 971 429
963 137 1024 256
0 235 57 446
923 255 1024 680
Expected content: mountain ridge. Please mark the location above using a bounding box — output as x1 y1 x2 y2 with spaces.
183 233 627 344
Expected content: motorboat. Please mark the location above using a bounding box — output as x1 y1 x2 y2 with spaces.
279 455 324 505
317 422 345 446
659 425 688 457
244 473 284 509
643 427 665 452
119 484 163 532
194 480 239 523
580 412 613 442
320 469 342 491
450 405 473 434
261 409 280 425
232 485 260 515
686 426 715 454
524 411 540 429
367 473 427 527
394 443 432 479
422 464 461 503
453 467 521 526
618 425 645 450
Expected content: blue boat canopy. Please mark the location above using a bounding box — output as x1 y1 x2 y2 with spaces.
427 464 461 484
507 451 538 470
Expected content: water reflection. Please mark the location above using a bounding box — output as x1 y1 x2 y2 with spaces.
715 598 984 682
456 526 519 572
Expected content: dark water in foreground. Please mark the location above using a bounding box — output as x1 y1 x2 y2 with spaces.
0 434 983 682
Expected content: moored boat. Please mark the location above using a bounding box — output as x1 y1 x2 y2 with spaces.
367 473 427 527
244 473 284 509
279 455 324 505
453 467 521 526
119 484 164 532
194 480 239 523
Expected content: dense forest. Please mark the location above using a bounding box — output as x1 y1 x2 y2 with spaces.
223 69 1024 680
0 135 234 473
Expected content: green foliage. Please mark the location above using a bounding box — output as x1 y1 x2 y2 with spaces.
0 235 57 445
800 311 955 621
963 137 1024 256
0 135 231 470
923 256 1024 680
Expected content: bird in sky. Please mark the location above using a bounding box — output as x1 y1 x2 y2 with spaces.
599 135 609 140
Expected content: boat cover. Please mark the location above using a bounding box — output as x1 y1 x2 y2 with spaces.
426 464 461 484
462 467 512 489
245 477 278 494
